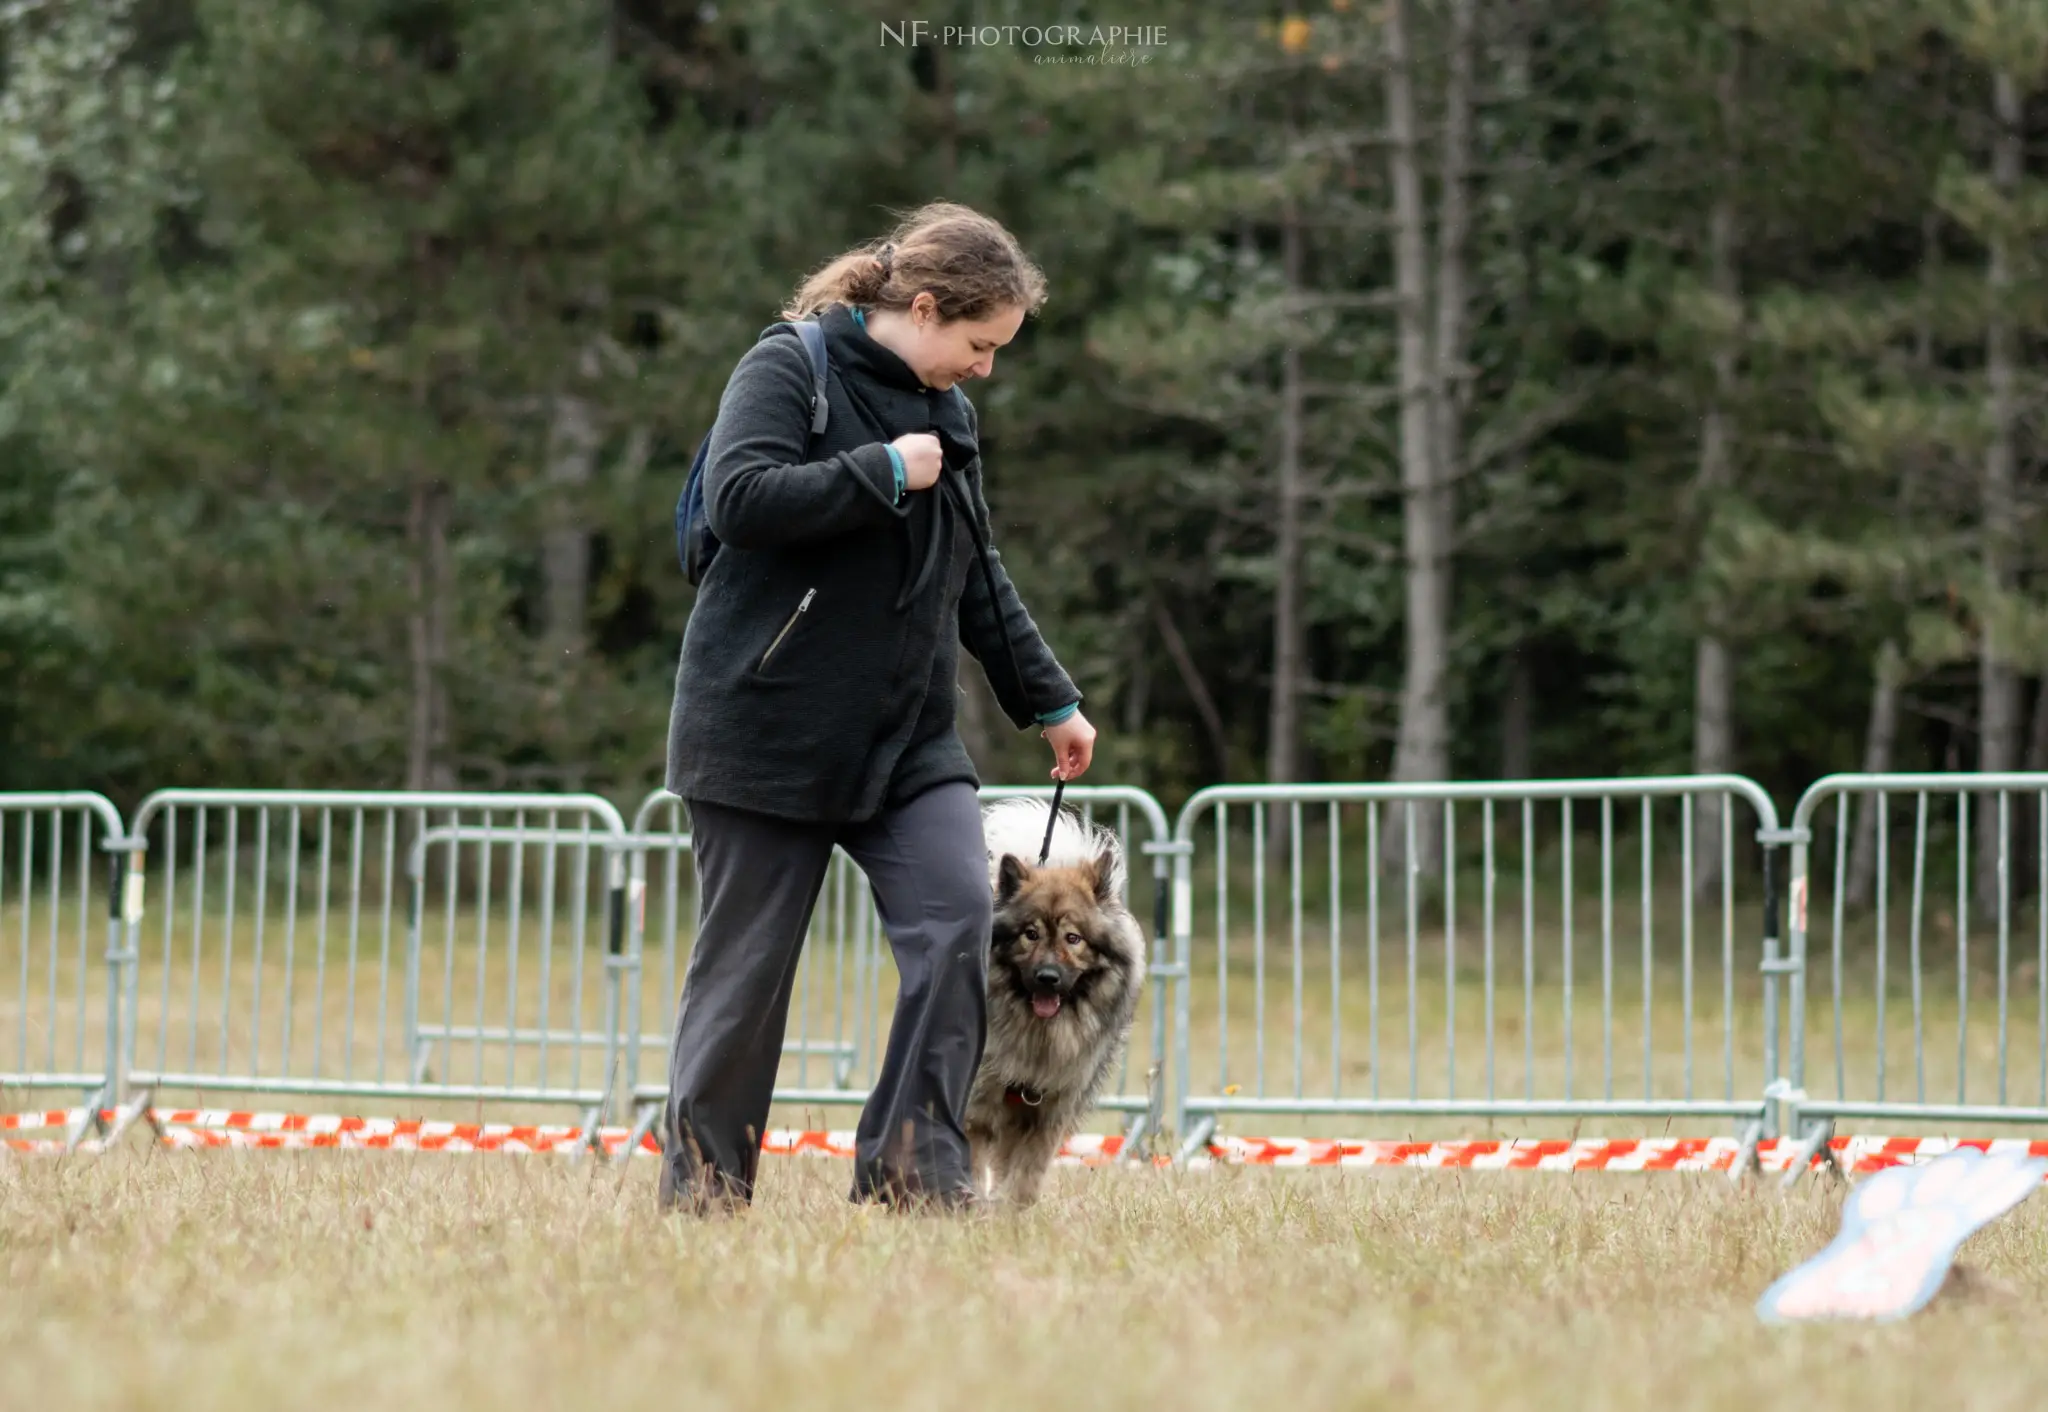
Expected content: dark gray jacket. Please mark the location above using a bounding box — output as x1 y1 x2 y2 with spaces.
665 302 1080 823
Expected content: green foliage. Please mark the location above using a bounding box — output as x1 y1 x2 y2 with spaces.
0 0 2043 806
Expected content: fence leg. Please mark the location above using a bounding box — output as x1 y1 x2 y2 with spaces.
1175 1113 1217 1167
1120 1112 1150 1165
1727 1118 1764 1186
570 1103 604 1164
1121 1063 1165 1165
102 1087 160 1149
64 1084 110 1154
616 1100 662 1170
1780 1116 1841 1192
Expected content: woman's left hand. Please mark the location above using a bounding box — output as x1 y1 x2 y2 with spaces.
1042 712 1097 781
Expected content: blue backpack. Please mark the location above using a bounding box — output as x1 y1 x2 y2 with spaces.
676 319 831 587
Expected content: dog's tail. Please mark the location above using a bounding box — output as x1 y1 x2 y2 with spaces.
981 797 1127 897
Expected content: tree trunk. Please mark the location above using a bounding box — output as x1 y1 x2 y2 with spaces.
1846 640 1904 906
542 399 598 661
2028 681 2048 773
1851 208 1942 906
542 344 604 660
1152 596 1231 779
1122 617 1150 739
1267 198 1307 792
1691 35 1743 901
1976 68 2023 906
935 22 958 192
1382 0 1453 877
2021 680 2048 899
1496 4 1537 791
1432 0 1476 484
406 476 455 792
1500 649 1533 780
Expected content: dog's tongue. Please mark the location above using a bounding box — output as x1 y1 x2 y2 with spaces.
1031 994 1062 1019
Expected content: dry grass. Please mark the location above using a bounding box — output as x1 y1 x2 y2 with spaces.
4 1150 2048 1410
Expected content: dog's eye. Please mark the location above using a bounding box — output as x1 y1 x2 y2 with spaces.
1064 932 1086 948
1022 925 1041 943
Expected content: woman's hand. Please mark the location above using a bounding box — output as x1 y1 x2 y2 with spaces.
1042 712 1097 781
891 433 943 492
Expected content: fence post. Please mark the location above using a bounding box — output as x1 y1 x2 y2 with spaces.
621 837 648 1130
102 836 135 1106
1137 821 1187 1154
1755 822 1802 1140
1169 806 1194 1147
404 848 426 1084
1149 831 1170 1149
601 844 630 1126
118 833 147 1111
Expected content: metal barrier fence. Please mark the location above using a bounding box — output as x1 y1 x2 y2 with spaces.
0 793 129 1146
114 790 630 1130
616 785 1176 1157
26 771 2048 1161
1167 778 1790 1156
1784 773 2048 1149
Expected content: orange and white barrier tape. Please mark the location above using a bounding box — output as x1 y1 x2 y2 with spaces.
154 1126 633 1156
0 1108 83 1132
759 1129 1135 1166
1193 1135 2048 1174
10 1108 2048 1176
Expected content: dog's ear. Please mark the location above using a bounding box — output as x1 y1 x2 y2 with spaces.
1086 843 1120 905
997 853 1031 903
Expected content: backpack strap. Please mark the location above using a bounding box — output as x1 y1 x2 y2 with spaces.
789 319 830 436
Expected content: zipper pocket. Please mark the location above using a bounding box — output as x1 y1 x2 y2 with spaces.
757 588 816 672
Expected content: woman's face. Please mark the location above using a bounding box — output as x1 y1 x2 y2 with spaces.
890 294 1025 391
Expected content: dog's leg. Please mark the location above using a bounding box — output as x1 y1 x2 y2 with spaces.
967 1125 996 1201
995 1123 1067 1208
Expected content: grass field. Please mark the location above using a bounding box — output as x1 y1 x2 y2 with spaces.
9 796 2048 1408
4 1149 2048 1410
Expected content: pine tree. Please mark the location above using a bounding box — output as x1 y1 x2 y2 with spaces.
18 0 699 791
0 0 182 791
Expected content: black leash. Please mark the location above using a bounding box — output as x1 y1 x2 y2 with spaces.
1038 777 1066 866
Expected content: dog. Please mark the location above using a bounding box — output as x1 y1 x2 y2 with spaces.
965 798 1146 1206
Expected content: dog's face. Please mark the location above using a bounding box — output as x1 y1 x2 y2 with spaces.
991 849 1132 1022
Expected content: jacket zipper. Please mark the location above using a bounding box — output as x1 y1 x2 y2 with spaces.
758 588 816 671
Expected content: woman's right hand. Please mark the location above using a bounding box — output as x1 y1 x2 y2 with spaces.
891 433 943 492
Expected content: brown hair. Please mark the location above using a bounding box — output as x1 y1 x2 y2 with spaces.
780 201 1048 324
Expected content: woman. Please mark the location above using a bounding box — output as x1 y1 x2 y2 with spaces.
661 202 1096 1214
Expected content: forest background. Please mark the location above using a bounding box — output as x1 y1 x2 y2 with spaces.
3 0 2044 867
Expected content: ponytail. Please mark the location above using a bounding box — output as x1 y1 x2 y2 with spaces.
779 202 1047 324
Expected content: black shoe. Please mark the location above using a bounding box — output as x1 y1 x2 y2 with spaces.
658 1156 746 1218
851 1180 981 1215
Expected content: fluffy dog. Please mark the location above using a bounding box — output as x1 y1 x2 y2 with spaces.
966 799 1146 1205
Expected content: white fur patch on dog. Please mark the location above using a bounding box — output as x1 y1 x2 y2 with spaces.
980 797 1128 899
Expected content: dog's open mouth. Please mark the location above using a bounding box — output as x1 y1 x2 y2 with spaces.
1031 993 1063 1019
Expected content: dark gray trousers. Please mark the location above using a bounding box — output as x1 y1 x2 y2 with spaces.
660 781 990 1210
